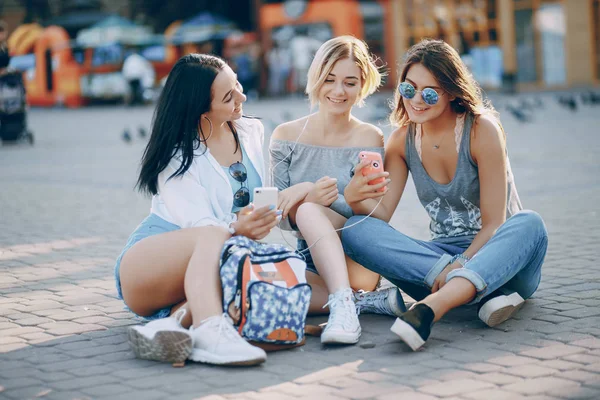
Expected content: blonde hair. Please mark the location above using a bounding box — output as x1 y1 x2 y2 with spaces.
390 39 498 127
306 35 382 107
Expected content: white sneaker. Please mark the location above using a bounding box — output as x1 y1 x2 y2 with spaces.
478 292 525 327
321 288 361 344
188 314 267 366
128 308 192 363
354 287 406 317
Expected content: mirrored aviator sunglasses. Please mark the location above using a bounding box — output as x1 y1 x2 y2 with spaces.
229 162 250 207
398 82 440 106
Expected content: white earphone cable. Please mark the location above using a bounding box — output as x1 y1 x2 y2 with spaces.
268 106 384 261
277 197 383 261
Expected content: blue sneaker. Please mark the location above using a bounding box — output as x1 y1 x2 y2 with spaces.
354 287 406 317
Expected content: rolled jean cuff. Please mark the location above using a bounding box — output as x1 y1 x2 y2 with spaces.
424 253 454 288
446 268 488 304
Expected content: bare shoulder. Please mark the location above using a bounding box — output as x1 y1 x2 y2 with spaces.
471 113 506 164
271 116 310 142
387 125 408 153
353 122 384 147
472 113 504 144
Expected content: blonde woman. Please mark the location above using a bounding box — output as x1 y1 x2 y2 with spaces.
269 36 404 345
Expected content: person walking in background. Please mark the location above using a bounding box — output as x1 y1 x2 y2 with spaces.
270 36 404 346
0 44 30 143
122 49 155 106
290 35 322 95
230 42 259 101
267 41 292 97
342 39 548 351
0 21 8 46
116 54 279 366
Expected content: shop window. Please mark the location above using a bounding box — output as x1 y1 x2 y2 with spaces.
403 0 502 87
537 2 566 85
514 7 537 83
359 1 387 82
514 0 566 86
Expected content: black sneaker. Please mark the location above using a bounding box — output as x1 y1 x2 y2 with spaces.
477 291 525 327
390 303 435 351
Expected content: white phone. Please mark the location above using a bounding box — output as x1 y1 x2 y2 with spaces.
253 187 278 210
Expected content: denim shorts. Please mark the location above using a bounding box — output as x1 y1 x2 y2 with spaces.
114 213 180 321
296 239 318 275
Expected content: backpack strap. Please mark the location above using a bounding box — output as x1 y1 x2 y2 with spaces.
251 261 299 287
273 261 300 286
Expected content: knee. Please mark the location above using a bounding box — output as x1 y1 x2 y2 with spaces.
514 210 548 243
342 216 363 243
197 225 229 241
295 202 324 223
190 226 231 257
341 216 377 252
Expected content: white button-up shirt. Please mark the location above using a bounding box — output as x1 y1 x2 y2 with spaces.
150 117 265 229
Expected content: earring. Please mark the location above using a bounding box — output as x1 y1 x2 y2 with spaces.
199 115 213 141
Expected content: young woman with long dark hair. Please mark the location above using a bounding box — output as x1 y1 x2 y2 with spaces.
115 54 279 366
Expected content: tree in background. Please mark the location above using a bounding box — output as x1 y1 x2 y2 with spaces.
130 0 253 32
19 0 53 23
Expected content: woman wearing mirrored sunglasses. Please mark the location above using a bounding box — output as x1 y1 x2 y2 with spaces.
115 54 280 366
342 39 547 351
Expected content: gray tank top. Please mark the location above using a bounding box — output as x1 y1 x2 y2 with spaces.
406 113 522 243
270 140 384 219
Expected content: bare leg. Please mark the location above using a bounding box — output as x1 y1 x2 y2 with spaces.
296 203 380 293
307 272 329 314
420 277 477 322
347 256 379 292
295 202 349 293
170 302 191 328
293 204 379 314
119 226 230 327
306 258 379 312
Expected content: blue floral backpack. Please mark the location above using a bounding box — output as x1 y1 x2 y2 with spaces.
219 236 312 351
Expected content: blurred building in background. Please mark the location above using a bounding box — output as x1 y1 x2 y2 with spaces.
1 0 257 107
0 0 598 108
257 0 599 93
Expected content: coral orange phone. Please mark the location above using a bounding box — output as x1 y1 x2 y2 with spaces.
359 151 385 192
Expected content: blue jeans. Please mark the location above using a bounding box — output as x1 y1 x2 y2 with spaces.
296 239 318 275
341 210 548 304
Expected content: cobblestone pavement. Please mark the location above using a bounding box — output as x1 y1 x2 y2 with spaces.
0 92 599 400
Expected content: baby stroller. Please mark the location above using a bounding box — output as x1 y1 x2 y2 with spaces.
0 70 33 145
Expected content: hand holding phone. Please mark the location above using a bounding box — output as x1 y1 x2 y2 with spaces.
359 151 385 192
233 187 280 240
236 201 279 240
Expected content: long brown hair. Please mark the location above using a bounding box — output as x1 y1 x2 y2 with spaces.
390 39 498 128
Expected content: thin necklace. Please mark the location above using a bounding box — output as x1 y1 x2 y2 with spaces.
429 128 449 150
421 125 446 150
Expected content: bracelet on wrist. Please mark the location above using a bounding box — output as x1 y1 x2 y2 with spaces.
453 253 470 267
227 221 236 235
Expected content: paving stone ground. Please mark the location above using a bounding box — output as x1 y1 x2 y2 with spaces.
0 91 599 400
